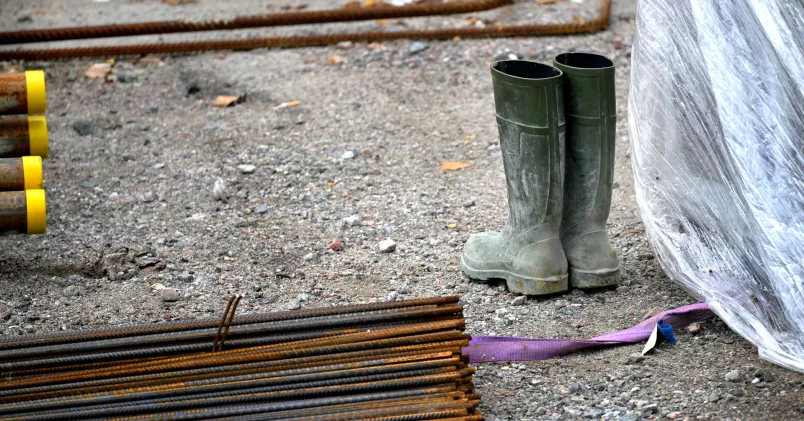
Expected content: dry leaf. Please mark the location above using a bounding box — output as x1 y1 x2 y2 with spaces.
441 161 471 171
327 55 344 66
279 100 300 108
85 63 112 79
139 55 162 64
214 96 239 108
445 223 457 229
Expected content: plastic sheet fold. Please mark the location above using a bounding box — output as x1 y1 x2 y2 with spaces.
628 0 804 372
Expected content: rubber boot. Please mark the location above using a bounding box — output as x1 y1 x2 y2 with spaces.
461 60 568 295
553 53 620 288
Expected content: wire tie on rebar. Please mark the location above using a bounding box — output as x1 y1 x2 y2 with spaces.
215 295 242 352
212 296 235 353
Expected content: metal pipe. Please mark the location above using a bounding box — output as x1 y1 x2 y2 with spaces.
0 190 45 235
0 157 42 191
0 116 48 158
0 72 46 115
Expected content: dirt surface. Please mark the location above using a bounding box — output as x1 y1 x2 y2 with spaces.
1 1 802 420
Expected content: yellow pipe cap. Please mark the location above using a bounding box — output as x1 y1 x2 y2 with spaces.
26 189 46 234
21 156 43 190
25 70 46 115
27 116 49 158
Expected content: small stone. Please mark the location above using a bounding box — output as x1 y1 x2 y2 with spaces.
160 288 180 302
73 120 94 136
344 215 362 227
63 286 80 297
254 204 269 214
238 164 256 174
116 71 136 83
725 369 742 382
387 291 399 301
327 238 344 252
297 293 309 302
627 353 645 364
641 403 659 415
687 322 701 334
303 252 320 262
751 377 761 384
177 272 194 282
666 412 681 420
287 299 301 310
17 14 33 23
613 37 623 49
81 179 101 189
341 150 357 160
569 383 582 393
379 238 397 253
409 42 429 55
213 178 229 202
708 392 720 402
121 268 138 280
336 41 354 49
462 200 476 208
141 191 155 202
616 286 630 293
511 296 527 306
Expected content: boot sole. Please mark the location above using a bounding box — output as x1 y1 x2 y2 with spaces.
461 256 569 296
569 266 620 289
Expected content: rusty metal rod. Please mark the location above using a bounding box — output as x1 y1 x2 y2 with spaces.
0 296 460 349
1 346 468 402
0 0 611 60
0 0 512 45
0 304 463 361
0 190 45 236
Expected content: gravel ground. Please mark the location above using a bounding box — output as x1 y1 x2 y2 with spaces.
1 1 803 420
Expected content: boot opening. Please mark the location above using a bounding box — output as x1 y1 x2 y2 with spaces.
493 60 560 79
554 53 613 69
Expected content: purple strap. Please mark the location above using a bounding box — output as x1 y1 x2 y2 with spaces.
463 303 713 363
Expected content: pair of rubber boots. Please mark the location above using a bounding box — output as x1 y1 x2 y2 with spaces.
461 53 619 295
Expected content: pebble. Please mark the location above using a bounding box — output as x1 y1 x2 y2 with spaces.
177 272 194 282
303 252 320 262
341 150 357 160
327 238 344 252
287 299 301 310
116 71 136 83
213 178 229 202
627 353 645 364
160 288 181 302
141 191 155 202
238 164 256 174
63 286 80 297
616 286 630 294
687 322 701 334
409 42 429 55
462 200 476 208
511 296 527 306
379 238 397 253
387 291 399 301
725 369 742 382
73 120 94 136
666 412 681 419
344 215 362 227
254 204 269 214
708 392 720 402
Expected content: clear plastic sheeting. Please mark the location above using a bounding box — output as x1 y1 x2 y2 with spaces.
628 0 804 372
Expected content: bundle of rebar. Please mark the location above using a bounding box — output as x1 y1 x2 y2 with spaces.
0 296 482 421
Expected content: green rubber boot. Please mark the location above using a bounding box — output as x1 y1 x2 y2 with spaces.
461 60 569 295
553 53 620 288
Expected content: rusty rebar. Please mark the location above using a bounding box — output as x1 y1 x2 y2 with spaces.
0 297 482 421
0 296 460 349
0 0 611 60
0 0 512 45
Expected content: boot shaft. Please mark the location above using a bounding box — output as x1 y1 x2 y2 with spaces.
553 53 616 239
490 61 566 234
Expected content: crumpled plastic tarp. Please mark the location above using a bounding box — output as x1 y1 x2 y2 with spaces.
628 0 804 372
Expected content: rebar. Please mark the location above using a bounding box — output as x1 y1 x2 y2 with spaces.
0 0 611 60
0 297 484 421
